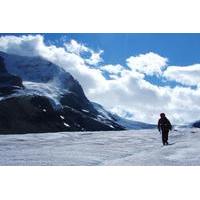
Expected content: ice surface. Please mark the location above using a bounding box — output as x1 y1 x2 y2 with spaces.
0 128 200 166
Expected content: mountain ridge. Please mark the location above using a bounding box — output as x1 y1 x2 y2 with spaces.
0 51 124 133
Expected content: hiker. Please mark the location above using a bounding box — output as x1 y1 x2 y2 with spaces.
158 113 172 145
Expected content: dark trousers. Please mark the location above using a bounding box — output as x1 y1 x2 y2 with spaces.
161 129 169 145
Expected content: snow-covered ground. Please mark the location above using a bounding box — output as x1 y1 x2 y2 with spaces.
0 128 200 165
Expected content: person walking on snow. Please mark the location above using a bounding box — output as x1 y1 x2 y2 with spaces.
158 113 172 145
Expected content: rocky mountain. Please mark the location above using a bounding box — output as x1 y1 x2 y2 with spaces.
0 51 124 133
0 51 157 134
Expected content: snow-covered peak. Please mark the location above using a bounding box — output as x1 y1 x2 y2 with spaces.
0 51 69 83
0 51 82 105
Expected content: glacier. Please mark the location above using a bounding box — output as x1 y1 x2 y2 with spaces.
0 128 199 165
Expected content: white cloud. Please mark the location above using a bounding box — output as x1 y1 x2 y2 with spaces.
64 39 88 55
101 64 124 75
0 34 200 124
127 52 168 76
164 64 200 86
64 39 103 66
85 49 103 66
0 34 44 57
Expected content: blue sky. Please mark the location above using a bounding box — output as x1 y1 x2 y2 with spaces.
1 33 200 66
66 33 200 66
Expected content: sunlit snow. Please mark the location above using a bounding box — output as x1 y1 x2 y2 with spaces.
0 128 200 165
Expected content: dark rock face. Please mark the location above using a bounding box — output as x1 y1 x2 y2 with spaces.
0 56 24 96
60 73 95 112
0 95 123 134
60 91 97 114
0 95 65 133
0 56 7 73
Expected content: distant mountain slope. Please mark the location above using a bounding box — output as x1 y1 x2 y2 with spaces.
92 102 156 129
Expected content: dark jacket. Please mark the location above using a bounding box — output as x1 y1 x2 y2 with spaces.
158 117 172 132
